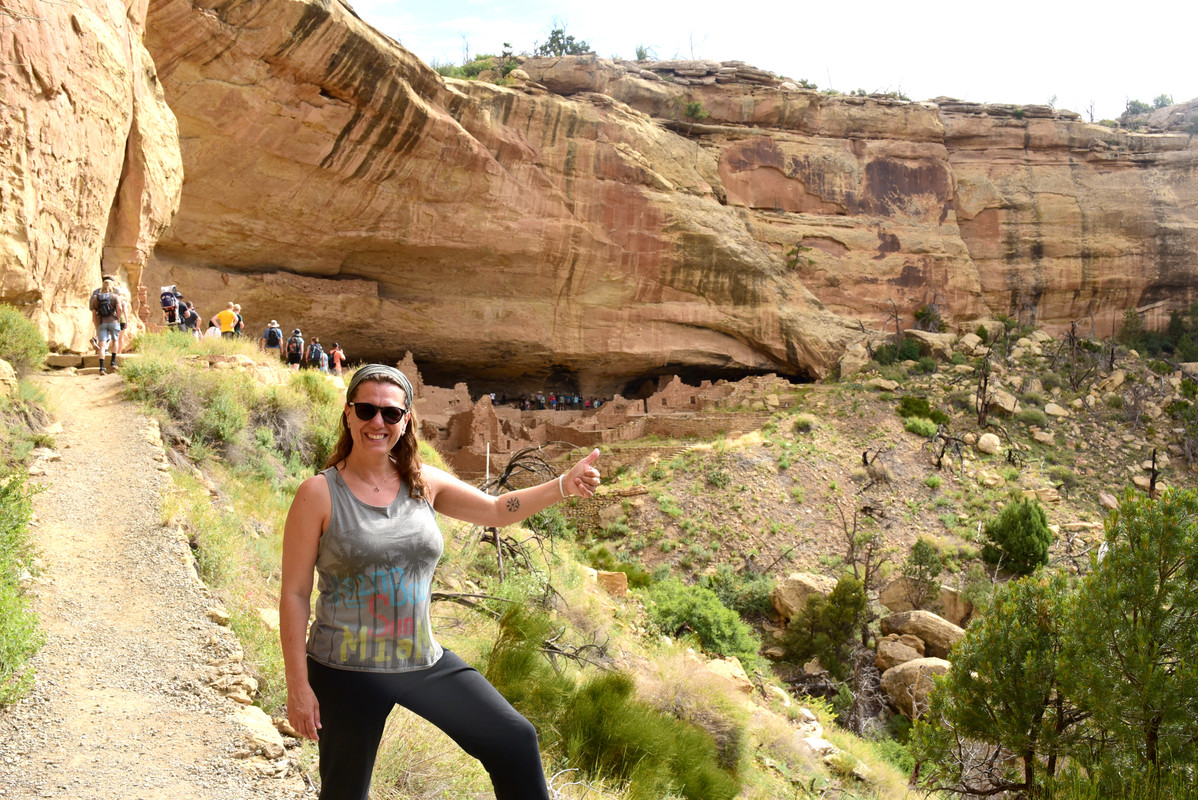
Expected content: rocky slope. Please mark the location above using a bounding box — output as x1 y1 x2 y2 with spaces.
2 0 1196 394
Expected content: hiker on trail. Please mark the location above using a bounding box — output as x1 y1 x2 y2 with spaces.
88 276 124 375
160 285 182 328
233 304 244 337
305 338 324 371
261 320 284 357
180 301 201 339
328 343 346 377
279 364 602 800
285 329 305 371
211 302 238 339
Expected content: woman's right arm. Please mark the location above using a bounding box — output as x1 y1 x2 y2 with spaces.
279 474 330 742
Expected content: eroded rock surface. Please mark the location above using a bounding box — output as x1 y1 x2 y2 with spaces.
3 0 1198 387
0 0 182 349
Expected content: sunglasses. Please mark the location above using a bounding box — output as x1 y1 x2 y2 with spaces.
348 402 407 425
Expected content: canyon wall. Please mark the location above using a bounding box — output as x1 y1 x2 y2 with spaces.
0 0 182 346
3 0 1195 392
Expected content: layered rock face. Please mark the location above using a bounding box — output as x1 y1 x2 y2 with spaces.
5 0 1196 383
141 0 854 394
0 0 181 347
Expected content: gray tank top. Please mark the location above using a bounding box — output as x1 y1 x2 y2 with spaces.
306 466 444 672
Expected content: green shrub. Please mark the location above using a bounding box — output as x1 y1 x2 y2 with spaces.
916 356 938 374
644 579 761 667
698 564 774 616
900 537 943 610
1016 409 1049 428
783 575 867 679
706 467 730 488
0 305 48 375
563 672 739 800
924 474 943 490
897 396 949 424
875 338 923 366
1047 465 1078 492
792 413 816 433
974 324 990 344
195 390 249 445
585 545 651 588
486 607 739 800
981 497 1052 575
0 471 43 704
904 416 939 437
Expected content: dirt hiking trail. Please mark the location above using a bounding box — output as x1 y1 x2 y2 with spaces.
0 373 306 800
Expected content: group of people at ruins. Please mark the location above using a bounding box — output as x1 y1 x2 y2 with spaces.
506 392 603 411
260 322 346 375
90 278 346 378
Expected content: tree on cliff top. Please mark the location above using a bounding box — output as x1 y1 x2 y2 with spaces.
533 23 590 57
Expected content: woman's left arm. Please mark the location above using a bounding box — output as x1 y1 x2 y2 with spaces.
428 448 601 526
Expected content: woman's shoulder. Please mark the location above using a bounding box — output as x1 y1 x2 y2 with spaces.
296 470 332 498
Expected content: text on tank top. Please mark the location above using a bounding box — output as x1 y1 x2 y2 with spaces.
306 466 444 672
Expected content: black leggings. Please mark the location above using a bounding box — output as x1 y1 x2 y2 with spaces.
306 652 550 800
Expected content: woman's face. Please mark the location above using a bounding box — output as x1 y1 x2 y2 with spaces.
346 380 409 455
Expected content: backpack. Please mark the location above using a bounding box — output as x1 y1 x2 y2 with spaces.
309 342 323 363
96 291 117 318
160 290 177 309
286 336 301 355
265 327 282 347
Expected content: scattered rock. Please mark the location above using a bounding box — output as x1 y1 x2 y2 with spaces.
976 433 1001 454
880 657 951 719
596 570 629 597
771 573 838 620
865 377 899 392
879 610 964 659
875 636 924 672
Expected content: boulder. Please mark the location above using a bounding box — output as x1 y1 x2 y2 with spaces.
1044 402 1069 418
770 573 838 620
976 432 1001 454
986 388 1021 416
1098 491 1119 510
874 635 924 672
702 656 754 695
865 377 899 392
839 341 871 376
904 330 957 360
879 610 964 659
879 579 974 627
1096 370 1126 392
45 353 84 368
957 332 983 354
0 359 15 395
596 570 629 598
880 657 951 719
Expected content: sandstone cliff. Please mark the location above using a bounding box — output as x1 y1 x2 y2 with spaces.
0 0 182 346
3 0 1196 392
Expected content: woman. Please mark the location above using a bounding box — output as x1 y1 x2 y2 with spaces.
280 364 600 800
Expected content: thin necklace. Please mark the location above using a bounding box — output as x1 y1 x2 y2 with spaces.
349 465 393 493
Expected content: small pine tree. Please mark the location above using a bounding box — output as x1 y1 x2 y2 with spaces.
784 575 866 679
981 497 1052 575
901 537 943 610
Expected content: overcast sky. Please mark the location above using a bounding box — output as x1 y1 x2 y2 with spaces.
348 0 1196 123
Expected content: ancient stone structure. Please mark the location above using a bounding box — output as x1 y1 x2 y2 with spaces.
2 0 1197 392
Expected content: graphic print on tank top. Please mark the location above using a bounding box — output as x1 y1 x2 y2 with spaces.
308 467 445 671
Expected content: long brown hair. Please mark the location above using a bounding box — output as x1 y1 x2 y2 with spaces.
324 374 427 498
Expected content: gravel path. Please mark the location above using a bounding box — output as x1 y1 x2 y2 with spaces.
0 373 308 800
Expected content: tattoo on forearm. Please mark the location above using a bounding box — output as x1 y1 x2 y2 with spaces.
506 496 521 513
